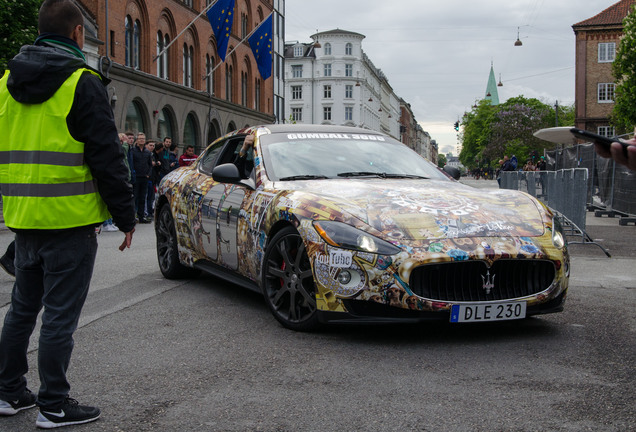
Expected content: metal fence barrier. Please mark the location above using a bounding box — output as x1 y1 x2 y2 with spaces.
499 168 610 256
545 143 636 226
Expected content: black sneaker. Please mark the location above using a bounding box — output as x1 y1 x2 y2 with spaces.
0 253 15 277
36 398 100 429
0 388 36 415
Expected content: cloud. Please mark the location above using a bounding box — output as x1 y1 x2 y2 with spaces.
285 0 616 152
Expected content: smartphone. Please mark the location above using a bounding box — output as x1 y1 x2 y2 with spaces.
570 128 631 157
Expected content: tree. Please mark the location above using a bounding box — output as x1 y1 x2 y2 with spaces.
458 100 497 169
613 5 636 134
0 0 40 71
459 96 574 169
437 153 447 168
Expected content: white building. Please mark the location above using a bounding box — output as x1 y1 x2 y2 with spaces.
284 29 400 139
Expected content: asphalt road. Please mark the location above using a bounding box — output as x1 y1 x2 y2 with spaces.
0 182 634 431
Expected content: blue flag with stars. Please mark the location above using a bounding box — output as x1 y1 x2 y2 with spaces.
207 0 234 62
248 13 273 80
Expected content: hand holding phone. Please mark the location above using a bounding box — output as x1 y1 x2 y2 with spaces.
570 128 630 157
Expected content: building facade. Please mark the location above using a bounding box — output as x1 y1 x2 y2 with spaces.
572 0 636 137
283 29 400 140
78 0 281 154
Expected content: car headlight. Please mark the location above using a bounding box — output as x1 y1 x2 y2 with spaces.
552 216 566 249
313 220 400 255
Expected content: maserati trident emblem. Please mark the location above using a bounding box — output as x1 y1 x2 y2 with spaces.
481 270 495 294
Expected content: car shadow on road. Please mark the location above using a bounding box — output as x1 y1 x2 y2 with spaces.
196 273 561 346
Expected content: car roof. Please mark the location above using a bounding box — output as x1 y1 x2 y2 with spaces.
255 124 386 136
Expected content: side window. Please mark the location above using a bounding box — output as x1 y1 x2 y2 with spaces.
217 137 246 165
198 140 226 173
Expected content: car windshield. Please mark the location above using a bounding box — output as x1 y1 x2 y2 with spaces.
259 132 448 181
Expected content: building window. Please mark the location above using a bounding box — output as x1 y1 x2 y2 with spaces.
125 16 140 69
226 64 233 101
324 42 331 55
292 65 303 78
241 72 248 106
292 107 302 122
184 113 198 151
110 31 115 56
324 64 332 77
183 0 193 6
598 42 616 63
255 79 261 110
183 43 193 87
157 107 174 142
293 45 303 57
323 85 331 99
323 106 332 121
125 99 145 134
345 64 353 77
598 83 615 102
345 106 353 121
291 85 302 99
206 55 214 94
241 13 248 39
597 126 615 137
345 43 352 55
345 85 353 99
157 32 169 79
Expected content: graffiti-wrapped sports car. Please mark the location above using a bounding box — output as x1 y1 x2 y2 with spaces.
155 124 569 331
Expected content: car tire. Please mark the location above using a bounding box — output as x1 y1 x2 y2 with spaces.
156 204 200 279
262 226 320 331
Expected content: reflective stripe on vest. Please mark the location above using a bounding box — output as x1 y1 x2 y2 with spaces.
0 68 111 229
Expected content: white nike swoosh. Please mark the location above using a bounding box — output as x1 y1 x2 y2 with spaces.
43 410 65 418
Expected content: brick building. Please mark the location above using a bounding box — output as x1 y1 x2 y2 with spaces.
77 0 282 153
572 0 636 137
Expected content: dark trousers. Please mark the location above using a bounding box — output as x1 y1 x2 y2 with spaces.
0 227 98 410
145 180 155 217
133 176 148 219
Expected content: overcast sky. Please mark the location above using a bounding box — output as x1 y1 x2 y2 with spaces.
285 0 618 155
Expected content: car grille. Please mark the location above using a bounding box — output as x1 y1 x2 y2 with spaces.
409 259 556 302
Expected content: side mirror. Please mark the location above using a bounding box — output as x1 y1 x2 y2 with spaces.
212 163 241 183
212 163 255 189
443 165 461 181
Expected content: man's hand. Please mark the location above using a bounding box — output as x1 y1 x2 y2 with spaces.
119 228 135 251
594 128 636 171
240 134 255 156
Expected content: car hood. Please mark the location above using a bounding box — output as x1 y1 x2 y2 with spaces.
278 179 545 240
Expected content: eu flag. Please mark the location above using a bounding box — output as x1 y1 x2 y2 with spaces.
207 0 235 62
248 13 273 80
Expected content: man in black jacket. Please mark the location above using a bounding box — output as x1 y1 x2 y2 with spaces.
131 132 153 223
0 0 135 427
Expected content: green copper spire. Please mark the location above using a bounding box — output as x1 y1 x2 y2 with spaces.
485 62 499 105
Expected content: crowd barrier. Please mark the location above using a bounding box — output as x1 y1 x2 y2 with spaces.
499 168 610 256
545 143 636 226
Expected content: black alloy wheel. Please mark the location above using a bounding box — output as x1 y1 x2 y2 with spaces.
262 226 319 331
156 204 199 279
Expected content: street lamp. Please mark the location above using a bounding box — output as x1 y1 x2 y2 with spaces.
514 27 523 46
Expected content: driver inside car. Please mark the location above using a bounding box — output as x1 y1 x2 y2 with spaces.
233 133 255 179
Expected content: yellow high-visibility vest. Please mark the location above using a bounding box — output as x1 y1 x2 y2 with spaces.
0 68 110 229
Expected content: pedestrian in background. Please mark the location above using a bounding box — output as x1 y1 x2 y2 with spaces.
145 140 157 218
131 132 152 223
178 145 198 167
0 0 135 427
155 136 177 183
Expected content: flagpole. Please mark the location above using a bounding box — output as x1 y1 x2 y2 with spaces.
153 0 219 62
202 11 274 80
